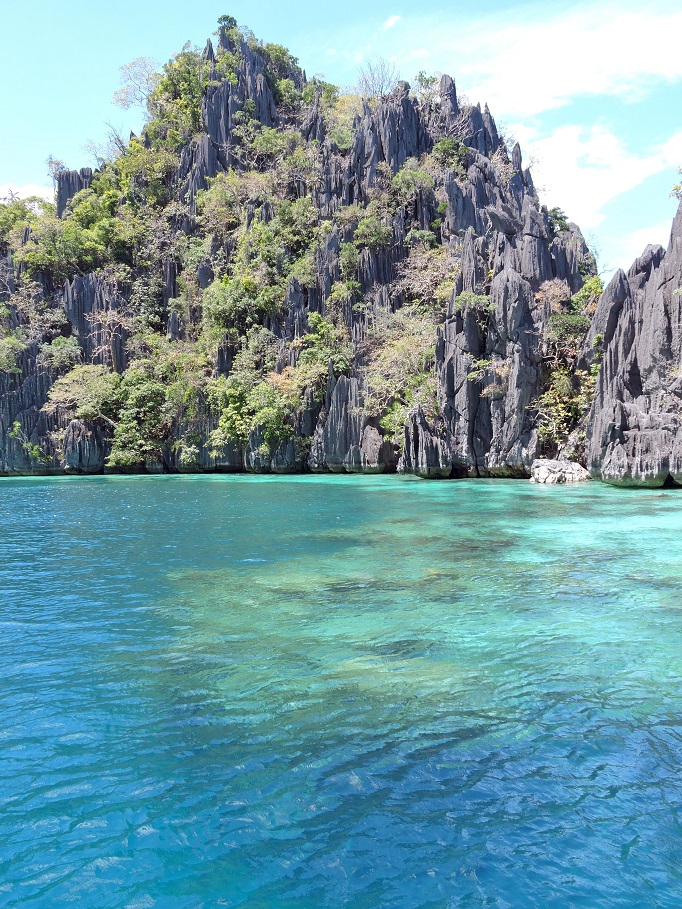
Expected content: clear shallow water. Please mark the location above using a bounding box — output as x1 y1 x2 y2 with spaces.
1 475 682 909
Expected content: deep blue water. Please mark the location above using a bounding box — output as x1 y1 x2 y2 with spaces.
1 474 682 908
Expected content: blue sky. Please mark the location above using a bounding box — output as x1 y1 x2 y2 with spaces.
1 0 680 274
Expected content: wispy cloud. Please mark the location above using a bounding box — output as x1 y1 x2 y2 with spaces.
511 124 682 230
619 220 675 269
377 1 682 118
0 182 53 202
316 2 682 118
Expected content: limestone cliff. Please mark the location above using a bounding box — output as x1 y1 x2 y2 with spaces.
0 21 678 485
586 204 682 485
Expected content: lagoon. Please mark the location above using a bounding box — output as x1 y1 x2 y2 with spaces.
1 475 682 907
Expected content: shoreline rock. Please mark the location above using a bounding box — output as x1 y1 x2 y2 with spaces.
530 459 590 484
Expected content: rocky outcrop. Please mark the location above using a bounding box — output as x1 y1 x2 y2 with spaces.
0 274 126 476
309 372 396 473
56 168 93 218
62 419 107 473
64 273 128 373
398 406 452 478
530 459 590 484
1 60 598 478
6 19 675 485
0 342 63 475
402 206 591 480
176 36 279 209
586 203 682 486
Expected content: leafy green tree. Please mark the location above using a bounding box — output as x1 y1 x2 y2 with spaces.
260 43 300 80
547 206 570 235
364 305 439 447
107 368 171 466
0 334 27 373
217 14 238 30
208 327 300 454
15 213 109 284
113 57 160 111
353 216 392 250
339 242 358 280
294 313 352 398
39 336 82 371
412 71 439 104
202 273 275 333
258 43 302 107
390 159 434 206
571 275 603 315
452 291 493 314
534 366 598 452
147 44 207 138
45 365 121 425
116 140 177 206
0 196 49 255
431 138 469 178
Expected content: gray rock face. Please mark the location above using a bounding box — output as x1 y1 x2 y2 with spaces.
586 203 682 486
64 273 128 373
398 406 452 478
530 459 590 484
0 272 128 476
56 168 93 218
0 340 65 475
176 37 279 209
62 420 106 473
403 202 590 480
308 373 396 474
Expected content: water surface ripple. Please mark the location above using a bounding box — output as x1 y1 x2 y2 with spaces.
1 475 682 907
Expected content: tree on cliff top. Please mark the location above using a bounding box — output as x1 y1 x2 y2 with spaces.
113 57 161 111
357 57 400 99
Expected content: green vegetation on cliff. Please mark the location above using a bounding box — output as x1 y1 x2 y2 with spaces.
0 13 600 476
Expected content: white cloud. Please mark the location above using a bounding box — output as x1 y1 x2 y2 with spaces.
384 1 682 118
0 183 53 203
510 124 682 230
618 220 673 268
383 15 401 31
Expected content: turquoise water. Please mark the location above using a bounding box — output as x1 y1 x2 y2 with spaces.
1 475 682 908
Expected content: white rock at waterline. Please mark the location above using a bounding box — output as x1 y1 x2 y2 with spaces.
530 459 591 484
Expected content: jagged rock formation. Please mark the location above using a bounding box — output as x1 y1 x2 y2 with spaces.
177 34 282 208
2 23 679 484
587 203 682 486
62 419 106 473
64 273 129 372
56 168 92 217
308 372 396 473
399 204 591 478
